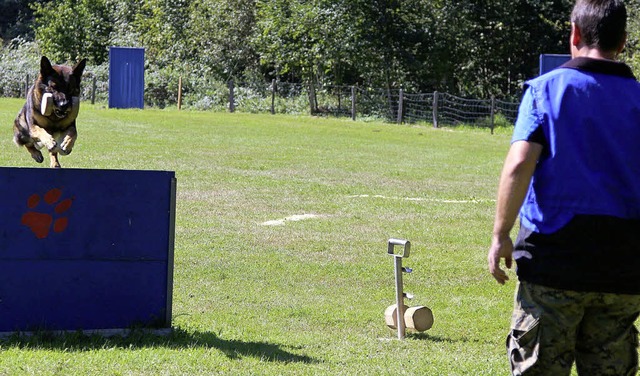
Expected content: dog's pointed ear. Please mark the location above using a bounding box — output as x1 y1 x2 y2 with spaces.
73 59 87 79
40 56 55 77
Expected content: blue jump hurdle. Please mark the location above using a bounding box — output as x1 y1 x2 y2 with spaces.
0 167 175 333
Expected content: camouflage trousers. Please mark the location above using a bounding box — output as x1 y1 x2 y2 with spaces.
507 281 640 376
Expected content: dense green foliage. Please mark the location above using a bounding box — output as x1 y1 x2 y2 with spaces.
1 0 639 103
626 0 640 74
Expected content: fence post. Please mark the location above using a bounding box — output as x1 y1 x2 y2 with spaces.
490 96 495 134
432 91 439 128
177 76 183 110
351 86 356 121
25 74 30 97
397 88 404 124
271 79 276 115
91 75 97 104
228 80 235 113
308 81 317 114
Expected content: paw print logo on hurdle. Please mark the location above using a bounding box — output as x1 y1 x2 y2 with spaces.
21 188 74 239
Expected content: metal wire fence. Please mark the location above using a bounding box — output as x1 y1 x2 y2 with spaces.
4 73 520 129
312 86 520 130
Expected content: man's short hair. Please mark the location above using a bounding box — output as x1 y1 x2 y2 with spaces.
571 0 626 52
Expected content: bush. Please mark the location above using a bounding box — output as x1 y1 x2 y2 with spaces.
82 63 109 103
0 39 107 103
180 71 229 111
0 38 41 98
471 112 514 129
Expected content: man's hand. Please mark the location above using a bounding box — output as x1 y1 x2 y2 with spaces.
488 234 514 285
488 141 542 285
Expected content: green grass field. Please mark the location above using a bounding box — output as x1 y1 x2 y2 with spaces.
0 97 517 375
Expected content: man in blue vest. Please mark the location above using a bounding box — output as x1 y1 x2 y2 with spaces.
488 0 640 374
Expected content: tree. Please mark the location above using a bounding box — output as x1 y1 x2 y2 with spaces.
623 0 640 77
445 0 572 99
345 0 431 90
0 0 45 42
11 0 622 106
185 0 258 81
32 0 113 64
131 0 190 67
255 0 434 89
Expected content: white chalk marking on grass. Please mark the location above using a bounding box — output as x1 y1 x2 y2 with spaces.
347 194 495 204
261 214 322 226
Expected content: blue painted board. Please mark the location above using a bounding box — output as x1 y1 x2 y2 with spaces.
0 261 168 331
0 167 175 332
539 54 571 75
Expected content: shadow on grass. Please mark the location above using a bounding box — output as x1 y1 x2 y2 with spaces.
0 327 317 364
407 332 494 345
403 332 461 343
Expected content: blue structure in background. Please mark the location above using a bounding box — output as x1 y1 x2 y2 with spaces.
109 47 145 109
539 54 572 76
0 167 175 332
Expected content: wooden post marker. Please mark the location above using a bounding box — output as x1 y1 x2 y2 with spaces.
385 239 433 339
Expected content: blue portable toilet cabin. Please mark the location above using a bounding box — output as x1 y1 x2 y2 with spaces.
109 47 145 109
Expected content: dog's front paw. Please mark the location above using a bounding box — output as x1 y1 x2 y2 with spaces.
59 137 75 155
43 139 57 152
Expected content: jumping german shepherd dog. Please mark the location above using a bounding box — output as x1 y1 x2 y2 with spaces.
13 56 86 168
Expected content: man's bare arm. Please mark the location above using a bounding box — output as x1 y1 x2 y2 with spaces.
488 141 543 284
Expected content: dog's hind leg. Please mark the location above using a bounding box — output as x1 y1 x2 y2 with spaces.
26 145 44 163
14 134 44 164
49 152 61 168
13 114 43 163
